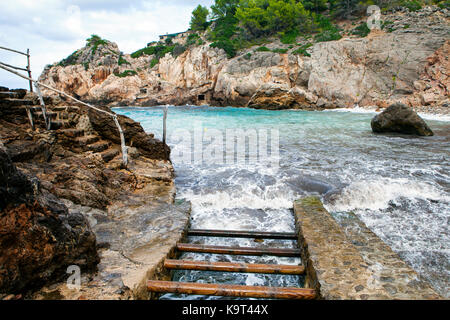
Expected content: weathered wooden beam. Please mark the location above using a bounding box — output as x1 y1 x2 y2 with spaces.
176 243 301 257
163 106 168 144
164 259 305 275
0 61 28 72
27 49 33 92
0 46 28 56
147 281 316 300
25 107 35 131
188 229 297 240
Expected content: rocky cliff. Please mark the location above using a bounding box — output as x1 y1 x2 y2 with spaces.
0 142 99 294
0 86 175 298
39 7 449 111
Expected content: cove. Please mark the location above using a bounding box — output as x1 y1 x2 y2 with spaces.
114 105 450 299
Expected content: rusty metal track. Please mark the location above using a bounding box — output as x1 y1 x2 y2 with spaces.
176 243 301 257
188 229 297 240
164 259 305 275
147 280 316 300
148 228 315 300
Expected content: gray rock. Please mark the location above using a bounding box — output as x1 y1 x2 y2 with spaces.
371 103 434 136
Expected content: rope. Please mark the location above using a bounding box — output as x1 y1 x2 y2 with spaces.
0 62 128 167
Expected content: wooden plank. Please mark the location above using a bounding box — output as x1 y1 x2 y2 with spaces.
189 229 297 240
176 243 301 257
164 259 305 275
147 281 316 300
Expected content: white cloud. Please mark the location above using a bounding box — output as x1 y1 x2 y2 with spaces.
0 0 213 89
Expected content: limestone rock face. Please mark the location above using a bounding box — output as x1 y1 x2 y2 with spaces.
0 144 99 293
39 7 449 110
371 103 434 136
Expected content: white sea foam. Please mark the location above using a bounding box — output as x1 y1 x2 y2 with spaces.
182 187 295 212
417 112 450 122
324 106 450 122
323 106 379 114
324 177 449 212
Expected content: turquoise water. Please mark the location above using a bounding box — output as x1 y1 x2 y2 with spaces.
114 106 450 298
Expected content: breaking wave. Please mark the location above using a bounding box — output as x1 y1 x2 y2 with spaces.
324 177 449 212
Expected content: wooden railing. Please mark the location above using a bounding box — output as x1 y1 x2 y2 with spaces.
0 46 33 92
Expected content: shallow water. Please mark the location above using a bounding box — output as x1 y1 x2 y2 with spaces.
114 106 450 298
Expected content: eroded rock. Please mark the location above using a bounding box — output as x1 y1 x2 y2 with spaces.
0 144 99 294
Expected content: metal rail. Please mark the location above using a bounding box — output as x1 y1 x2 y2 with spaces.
176 243 302 257
188 229 298 240
164 259 306 275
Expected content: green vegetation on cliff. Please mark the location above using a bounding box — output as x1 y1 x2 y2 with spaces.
56 0 442 70
190 5 210 31
86 34 109 54
57 34 113 67
186 0 434 58
130 44 175 59
58 50 81 67
114 70 138 77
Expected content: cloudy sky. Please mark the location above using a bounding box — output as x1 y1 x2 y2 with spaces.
0 0 214 89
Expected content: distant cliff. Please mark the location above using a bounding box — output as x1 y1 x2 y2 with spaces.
39 6 449 110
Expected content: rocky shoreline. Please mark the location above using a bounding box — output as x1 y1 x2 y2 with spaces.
0 87 191 299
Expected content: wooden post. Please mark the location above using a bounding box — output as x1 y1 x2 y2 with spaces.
147 281 316 300
163 106 168 144
25 108 35 131
34 83 50 130
27 49 32 92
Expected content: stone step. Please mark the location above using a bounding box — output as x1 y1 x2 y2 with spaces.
0 98 37 107
87 141 110 153
75 135 100 146
0 91 20 99
35 111 58 119
50 121 71 130
26 106 43 112
50 105 81 113
100 148 120 163
57 128 85 138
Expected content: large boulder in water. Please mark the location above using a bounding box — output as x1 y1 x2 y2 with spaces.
371 103 434 136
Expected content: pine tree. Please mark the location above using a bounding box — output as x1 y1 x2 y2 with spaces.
190 5 210 31
303 0 328 14
211 0 240 19
333 0 360 18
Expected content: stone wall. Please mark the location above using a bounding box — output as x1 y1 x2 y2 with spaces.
294 197 441 300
